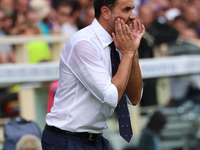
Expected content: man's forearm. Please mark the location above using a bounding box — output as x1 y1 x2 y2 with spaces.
125 51 143 105
111 53 134 103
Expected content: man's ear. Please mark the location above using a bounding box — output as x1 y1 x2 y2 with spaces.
101 6 110 20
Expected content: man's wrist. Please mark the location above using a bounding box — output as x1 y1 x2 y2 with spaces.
122 52 134 58
134 50 139 58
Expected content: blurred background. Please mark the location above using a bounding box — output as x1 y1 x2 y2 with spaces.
0 0 200 150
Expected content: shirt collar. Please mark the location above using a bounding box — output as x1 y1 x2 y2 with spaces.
92 19 113 48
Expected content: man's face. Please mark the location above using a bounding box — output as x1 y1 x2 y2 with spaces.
56 6 72 25
108 0 135 33
27 11 38 24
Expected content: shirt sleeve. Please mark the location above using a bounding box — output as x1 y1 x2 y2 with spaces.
65 40 118 108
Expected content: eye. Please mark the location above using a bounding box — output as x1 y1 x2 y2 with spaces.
124 7 131 12
124 9 129 12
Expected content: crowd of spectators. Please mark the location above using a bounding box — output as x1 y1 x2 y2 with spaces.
0 0 200 63
136 0 200 58
135 0 200 107
0 0 95 117
0 0 94 64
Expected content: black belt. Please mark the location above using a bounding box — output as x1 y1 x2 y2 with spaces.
45 124 102 141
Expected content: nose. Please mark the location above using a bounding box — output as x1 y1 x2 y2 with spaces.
130 11 136 20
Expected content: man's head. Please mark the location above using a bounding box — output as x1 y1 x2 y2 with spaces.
138 5 154 30
184 6 198 24
14 0 28 13
16 134 41 150
0 0 14 11
171 15 187 34
55 0 73 25
94 0 117 19
69 0 81 24
94 0 135 34
147 111 167 135
26 10 38 25
82 4 95 26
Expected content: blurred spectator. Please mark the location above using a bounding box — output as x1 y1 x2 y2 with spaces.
14 0 28 14
138 26 157 107
16 134 42 150
14 11 26 27
26 10 38 25
11 22 41 35
150 16 179 46
168 0 181 9
77 0 92 10
3 117 41 150
43 7 57 33
62 0 81 36
46 0 53 7
78 0 93 28
2 12 16 35
179 0 190 12
52 0 79 36
29 0 51 35
0 9 15 64
170 15 187 35
137 4 155 57
181 27 199 39
138 1 178 46
165 8 181 22
54 0 73 28
137 4 158 107
0 0 14 16
52 1 72 34
184 6 199 29
11 22 51 63
78 3 94 29
153 2 170 20
138 4 154 31
190 0 200 10
137 111 167 150
12 0 28 29
0 0 15 35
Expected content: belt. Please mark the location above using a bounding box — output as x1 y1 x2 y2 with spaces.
45 124 102 141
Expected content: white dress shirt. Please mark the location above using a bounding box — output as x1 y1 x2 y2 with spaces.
46 19 130 133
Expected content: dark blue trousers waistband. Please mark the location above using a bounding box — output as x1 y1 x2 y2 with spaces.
41 127 110 150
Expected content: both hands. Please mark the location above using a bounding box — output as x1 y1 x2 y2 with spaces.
112 18 145 55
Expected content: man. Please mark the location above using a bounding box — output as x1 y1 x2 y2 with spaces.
52 0 80 37
41 0 145 149
137 111 167 150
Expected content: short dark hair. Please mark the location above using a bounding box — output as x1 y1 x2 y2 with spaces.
54 0 73 11
93 0 117 19
147 111 167 133
173 15 186 22
70 0 81 12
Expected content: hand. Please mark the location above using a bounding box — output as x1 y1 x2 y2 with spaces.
112 18 135 55
129 20 145 50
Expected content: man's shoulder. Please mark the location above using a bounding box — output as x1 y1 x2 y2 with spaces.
71 25 95 42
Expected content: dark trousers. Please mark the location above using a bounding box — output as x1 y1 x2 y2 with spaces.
41 128 110 150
